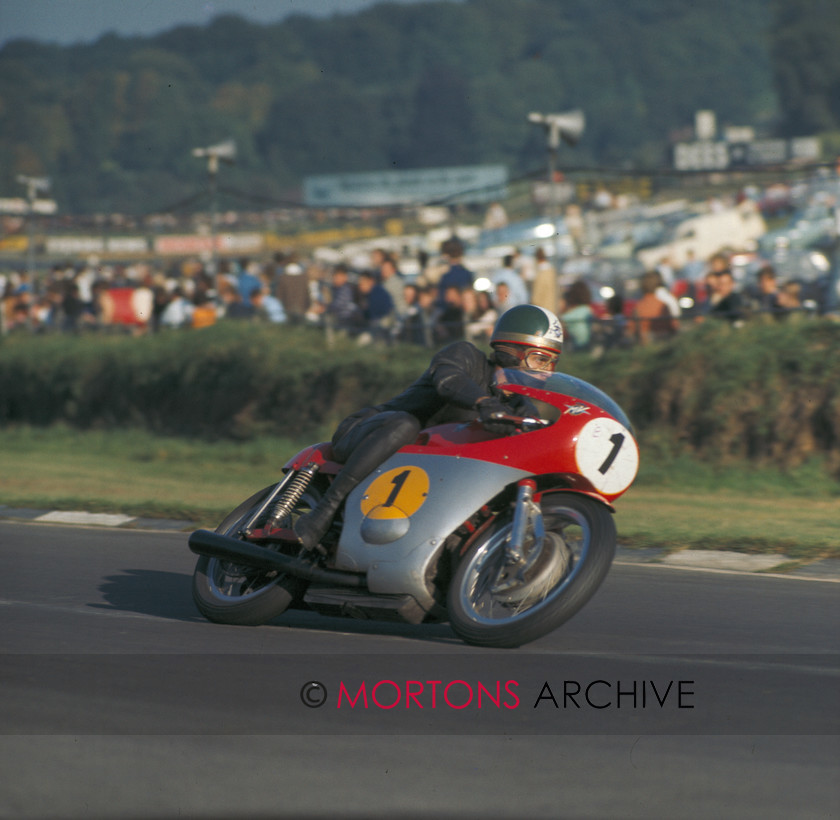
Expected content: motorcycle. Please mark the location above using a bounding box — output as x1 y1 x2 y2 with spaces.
188 368 639 648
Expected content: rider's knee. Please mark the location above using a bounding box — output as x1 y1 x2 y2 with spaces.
381 411 421 447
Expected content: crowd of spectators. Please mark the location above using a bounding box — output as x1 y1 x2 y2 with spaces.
0 235 830 353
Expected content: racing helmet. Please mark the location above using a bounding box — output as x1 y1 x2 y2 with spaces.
490 304 563 370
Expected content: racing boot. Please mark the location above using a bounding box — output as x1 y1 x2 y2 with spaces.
293 470 364 554
293 410 421 554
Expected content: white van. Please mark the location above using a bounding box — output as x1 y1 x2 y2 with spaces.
637 202 767 269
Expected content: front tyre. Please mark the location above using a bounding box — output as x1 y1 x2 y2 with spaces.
191 484 317 626
447 493 616 648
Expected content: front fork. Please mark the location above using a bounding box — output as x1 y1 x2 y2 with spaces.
505 480 545 568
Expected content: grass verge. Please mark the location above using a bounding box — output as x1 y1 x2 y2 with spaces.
0 425 318 529
2 425 838 560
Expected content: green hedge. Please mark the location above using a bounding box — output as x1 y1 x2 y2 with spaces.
564 318 840 475
1 320 838 474
0 325 431 439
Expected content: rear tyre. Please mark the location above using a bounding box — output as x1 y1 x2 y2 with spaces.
191 484 318 626
447 493 615 648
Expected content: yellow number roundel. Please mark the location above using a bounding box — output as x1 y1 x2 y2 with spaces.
361 466 430 520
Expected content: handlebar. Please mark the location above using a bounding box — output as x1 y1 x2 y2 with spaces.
489 412 552 432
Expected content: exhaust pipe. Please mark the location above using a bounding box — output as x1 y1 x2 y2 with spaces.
188 529 367 588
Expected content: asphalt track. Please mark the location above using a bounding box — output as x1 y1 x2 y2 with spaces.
0 519 838 819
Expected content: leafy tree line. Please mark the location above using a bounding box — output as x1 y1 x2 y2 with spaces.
0 0 835 215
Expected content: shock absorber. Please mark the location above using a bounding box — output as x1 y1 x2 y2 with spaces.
265 462 320 528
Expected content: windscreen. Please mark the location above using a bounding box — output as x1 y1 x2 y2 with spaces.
496 369 633 431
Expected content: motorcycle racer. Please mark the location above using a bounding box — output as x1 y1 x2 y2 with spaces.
287 304 565 554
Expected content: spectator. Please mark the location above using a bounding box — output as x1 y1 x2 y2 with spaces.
306 261 330 322
513 247 536 288
707 252 731 279
151 280 172 331
323 264 362 333
191 292 218 329
493 281 515 314
778 281 802 312
91 280 116 330
235 259 262 307
379 255 408 318
275 259 310 323
436 238 474 305
356 269 395 343
369 247 388 272
400 285 436 347
756 265 784 318
681 249 706 284
531 246 558 315
652 268 681 322
632 271 677 344
159 286 195 329
706 267 744 324
654 256 676 289
463 288 498 344
491 254 529 308
60 281 88 333
7 298 31 333
219 284 255 320
417 249 448 291
30 294 54 333
433 285 465 345
592 293 630 355
483 201 509 230
559 279 594 352
251 285 286 324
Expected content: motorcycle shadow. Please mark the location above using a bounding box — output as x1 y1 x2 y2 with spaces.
92 569 472 646
265 609 465 646
91 569 205 622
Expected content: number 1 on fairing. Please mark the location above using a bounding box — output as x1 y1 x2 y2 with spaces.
598 433 625 475
383 469 411 507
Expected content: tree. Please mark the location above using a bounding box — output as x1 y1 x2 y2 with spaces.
403 64 476 168
769 0 840 134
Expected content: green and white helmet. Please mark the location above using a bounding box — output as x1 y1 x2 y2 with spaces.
490 304 564 355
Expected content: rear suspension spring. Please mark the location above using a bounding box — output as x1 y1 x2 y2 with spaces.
267 463 320 527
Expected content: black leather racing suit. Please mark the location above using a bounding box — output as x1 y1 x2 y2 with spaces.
294 340 537 550
332 340 534 462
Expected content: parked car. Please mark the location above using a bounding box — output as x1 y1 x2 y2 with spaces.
636 202 767 269
471 216 577 259
758 196 838 255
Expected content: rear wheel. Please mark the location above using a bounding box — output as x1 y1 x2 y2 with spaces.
191 484 318 626
447 493 615 648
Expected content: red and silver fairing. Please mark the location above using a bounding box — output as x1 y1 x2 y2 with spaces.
331 370 638 609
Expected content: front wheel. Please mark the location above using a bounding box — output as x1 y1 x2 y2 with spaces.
447 493 616 648
191 484 318 626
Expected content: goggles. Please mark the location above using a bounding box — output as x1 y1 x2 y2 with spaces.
521 348 560 372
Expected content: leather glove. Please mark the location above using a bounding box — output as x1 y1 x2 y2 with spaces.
476 397 516 435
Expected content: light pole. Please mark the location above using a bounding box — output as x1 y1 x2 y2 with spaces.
527 110 584 260
16 174 51 280
191 140 236 274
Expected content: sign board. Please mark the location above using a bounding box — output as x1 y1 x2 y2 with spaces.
303 165 508 208
0 197 57 215
45 236 149 255
153 233 263 255
673 137 822 171
673 141 729 171
41 233 265 258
